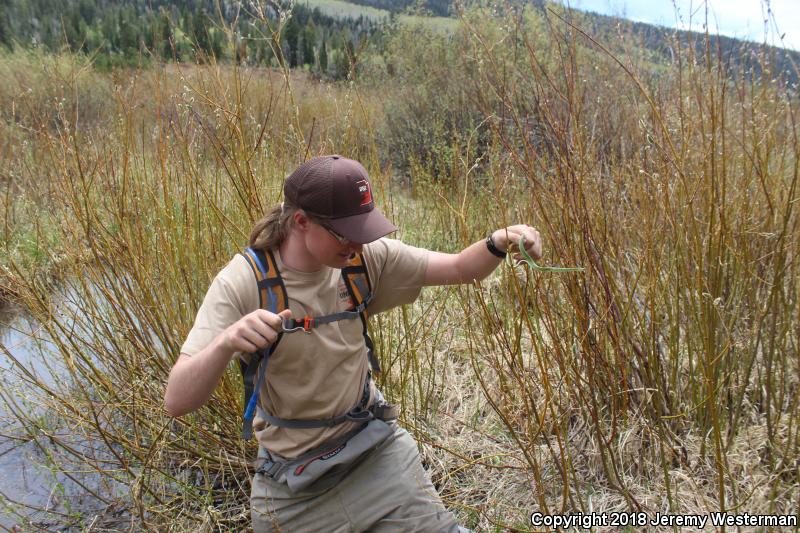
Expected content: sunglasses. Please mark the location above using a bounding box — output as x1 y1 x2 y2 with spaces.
319 222 350 246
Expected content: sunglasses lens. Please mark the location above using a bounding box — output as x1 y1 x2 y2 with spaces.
324 224 348 245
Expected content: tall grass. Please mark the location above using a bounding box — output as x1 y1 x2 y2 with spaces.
0 4 798 531
0 48 390 529
423 3 799 523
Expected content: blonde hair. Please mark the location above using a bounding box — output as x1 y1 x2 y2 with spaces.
248 203 298 250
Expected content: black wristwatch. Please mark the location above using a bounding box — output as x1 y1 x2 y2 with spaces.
486 234 507 259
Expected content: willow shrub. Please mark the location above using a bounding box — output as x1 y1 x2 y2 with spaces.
1 52 392 528
429 3 799 517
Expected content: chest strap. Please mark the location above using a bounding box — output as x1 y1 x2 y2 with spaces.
281 296 370 333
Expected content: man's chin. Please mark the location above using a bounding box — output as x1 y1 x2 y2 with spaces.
328 255 353 268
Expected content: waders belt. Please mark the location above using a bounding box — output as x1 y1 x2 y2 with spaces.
257 370 398 429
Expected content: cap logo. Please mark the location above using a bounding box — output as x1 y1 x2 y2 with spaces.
356 180 372 206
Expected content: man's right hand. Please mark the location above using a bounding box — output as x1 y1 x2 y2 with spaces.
222 308 293 355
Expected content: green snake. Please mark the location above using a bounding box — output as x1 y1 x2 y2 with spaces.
517 234 584 273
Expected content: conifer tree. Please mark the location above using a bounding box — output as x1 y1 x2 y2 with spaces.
284 16 299 67
210 26 224 60
159 11 173 60
303 22 315 68
193 10 212 60
0 2 10 50
318 37 328 75
119 9 138 55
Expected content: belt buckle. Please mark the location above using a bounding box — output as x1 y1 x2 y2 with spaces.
257 449 285 478
371 401 399 421
282 318 312 334
257 458 284 478
345 407 373 423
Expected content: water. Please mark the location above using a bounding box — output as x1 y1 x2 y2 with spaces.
0 307 127 531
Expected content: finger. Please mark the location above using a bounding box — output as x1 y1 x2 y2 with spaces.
242 328 271 349
523 232 537 254
504 229 522 251
249 318 279 345
508 230 526 252
255 308 288 330
264 329 278 344
236 329 264 351
531 236 543 260
525 230 535 244
236 340 258 354
226 330 257 354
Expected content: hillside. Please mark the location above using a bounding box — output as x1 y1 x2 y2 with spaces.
577 7 800 85
0 0 381 75
305 0 800 84
1 0 797 83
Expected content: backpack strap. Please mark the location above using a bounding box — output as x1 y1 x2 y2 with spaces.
240 247 288 439
342 253 381 374
239 250 387 435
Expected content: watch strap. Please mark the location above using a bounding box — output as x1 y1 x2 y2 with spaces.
486 234 507 259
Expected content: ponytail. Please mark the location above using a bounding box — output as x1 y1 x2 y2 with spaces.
249 203 298 250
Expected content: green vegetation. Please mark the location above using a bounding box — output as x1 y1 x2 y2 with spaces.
303 0 456 31
1 1 798 530
302 0 391 21
0 0 381 77
344 0 452 17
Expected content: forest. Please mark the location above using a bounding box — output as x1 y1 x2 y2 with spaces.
0 0 381 75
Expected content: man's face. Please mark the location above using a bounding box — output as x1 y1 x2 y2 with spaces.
304 219 364 269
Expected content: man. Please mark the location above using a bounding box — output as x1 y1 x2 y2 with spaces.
165 155 541 531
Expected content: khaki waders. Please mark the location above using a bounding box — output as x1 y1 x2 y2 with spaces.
251 423 466 532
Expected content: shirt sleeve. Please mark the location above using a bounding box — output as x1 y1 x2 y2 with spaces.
179 254 258 357
362 238 430 315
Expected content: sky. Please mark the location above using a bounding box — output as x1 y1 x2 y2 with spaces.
564 0 800 51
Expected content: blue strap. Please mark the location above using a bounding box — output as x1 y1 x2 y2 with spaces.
245 247 269 277
352 277 370 303
242 248 281 438
245 247 279 314
244 350 270 420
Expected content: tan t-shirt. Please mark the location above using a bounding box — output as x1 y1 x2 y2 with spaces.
180 238 429 458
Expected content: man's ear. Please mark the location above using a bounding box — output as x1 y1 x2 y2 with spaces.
293 210 311 230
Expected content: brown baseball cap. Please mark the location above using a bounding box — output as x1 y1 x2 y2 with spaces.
284 155 398 244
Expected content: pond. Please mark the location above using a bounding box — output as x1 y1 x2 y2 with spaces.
0 307 128 531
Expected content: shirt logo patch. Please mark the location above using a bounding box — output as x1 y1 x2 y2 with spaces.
338 278 355 309
356 179 372 206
